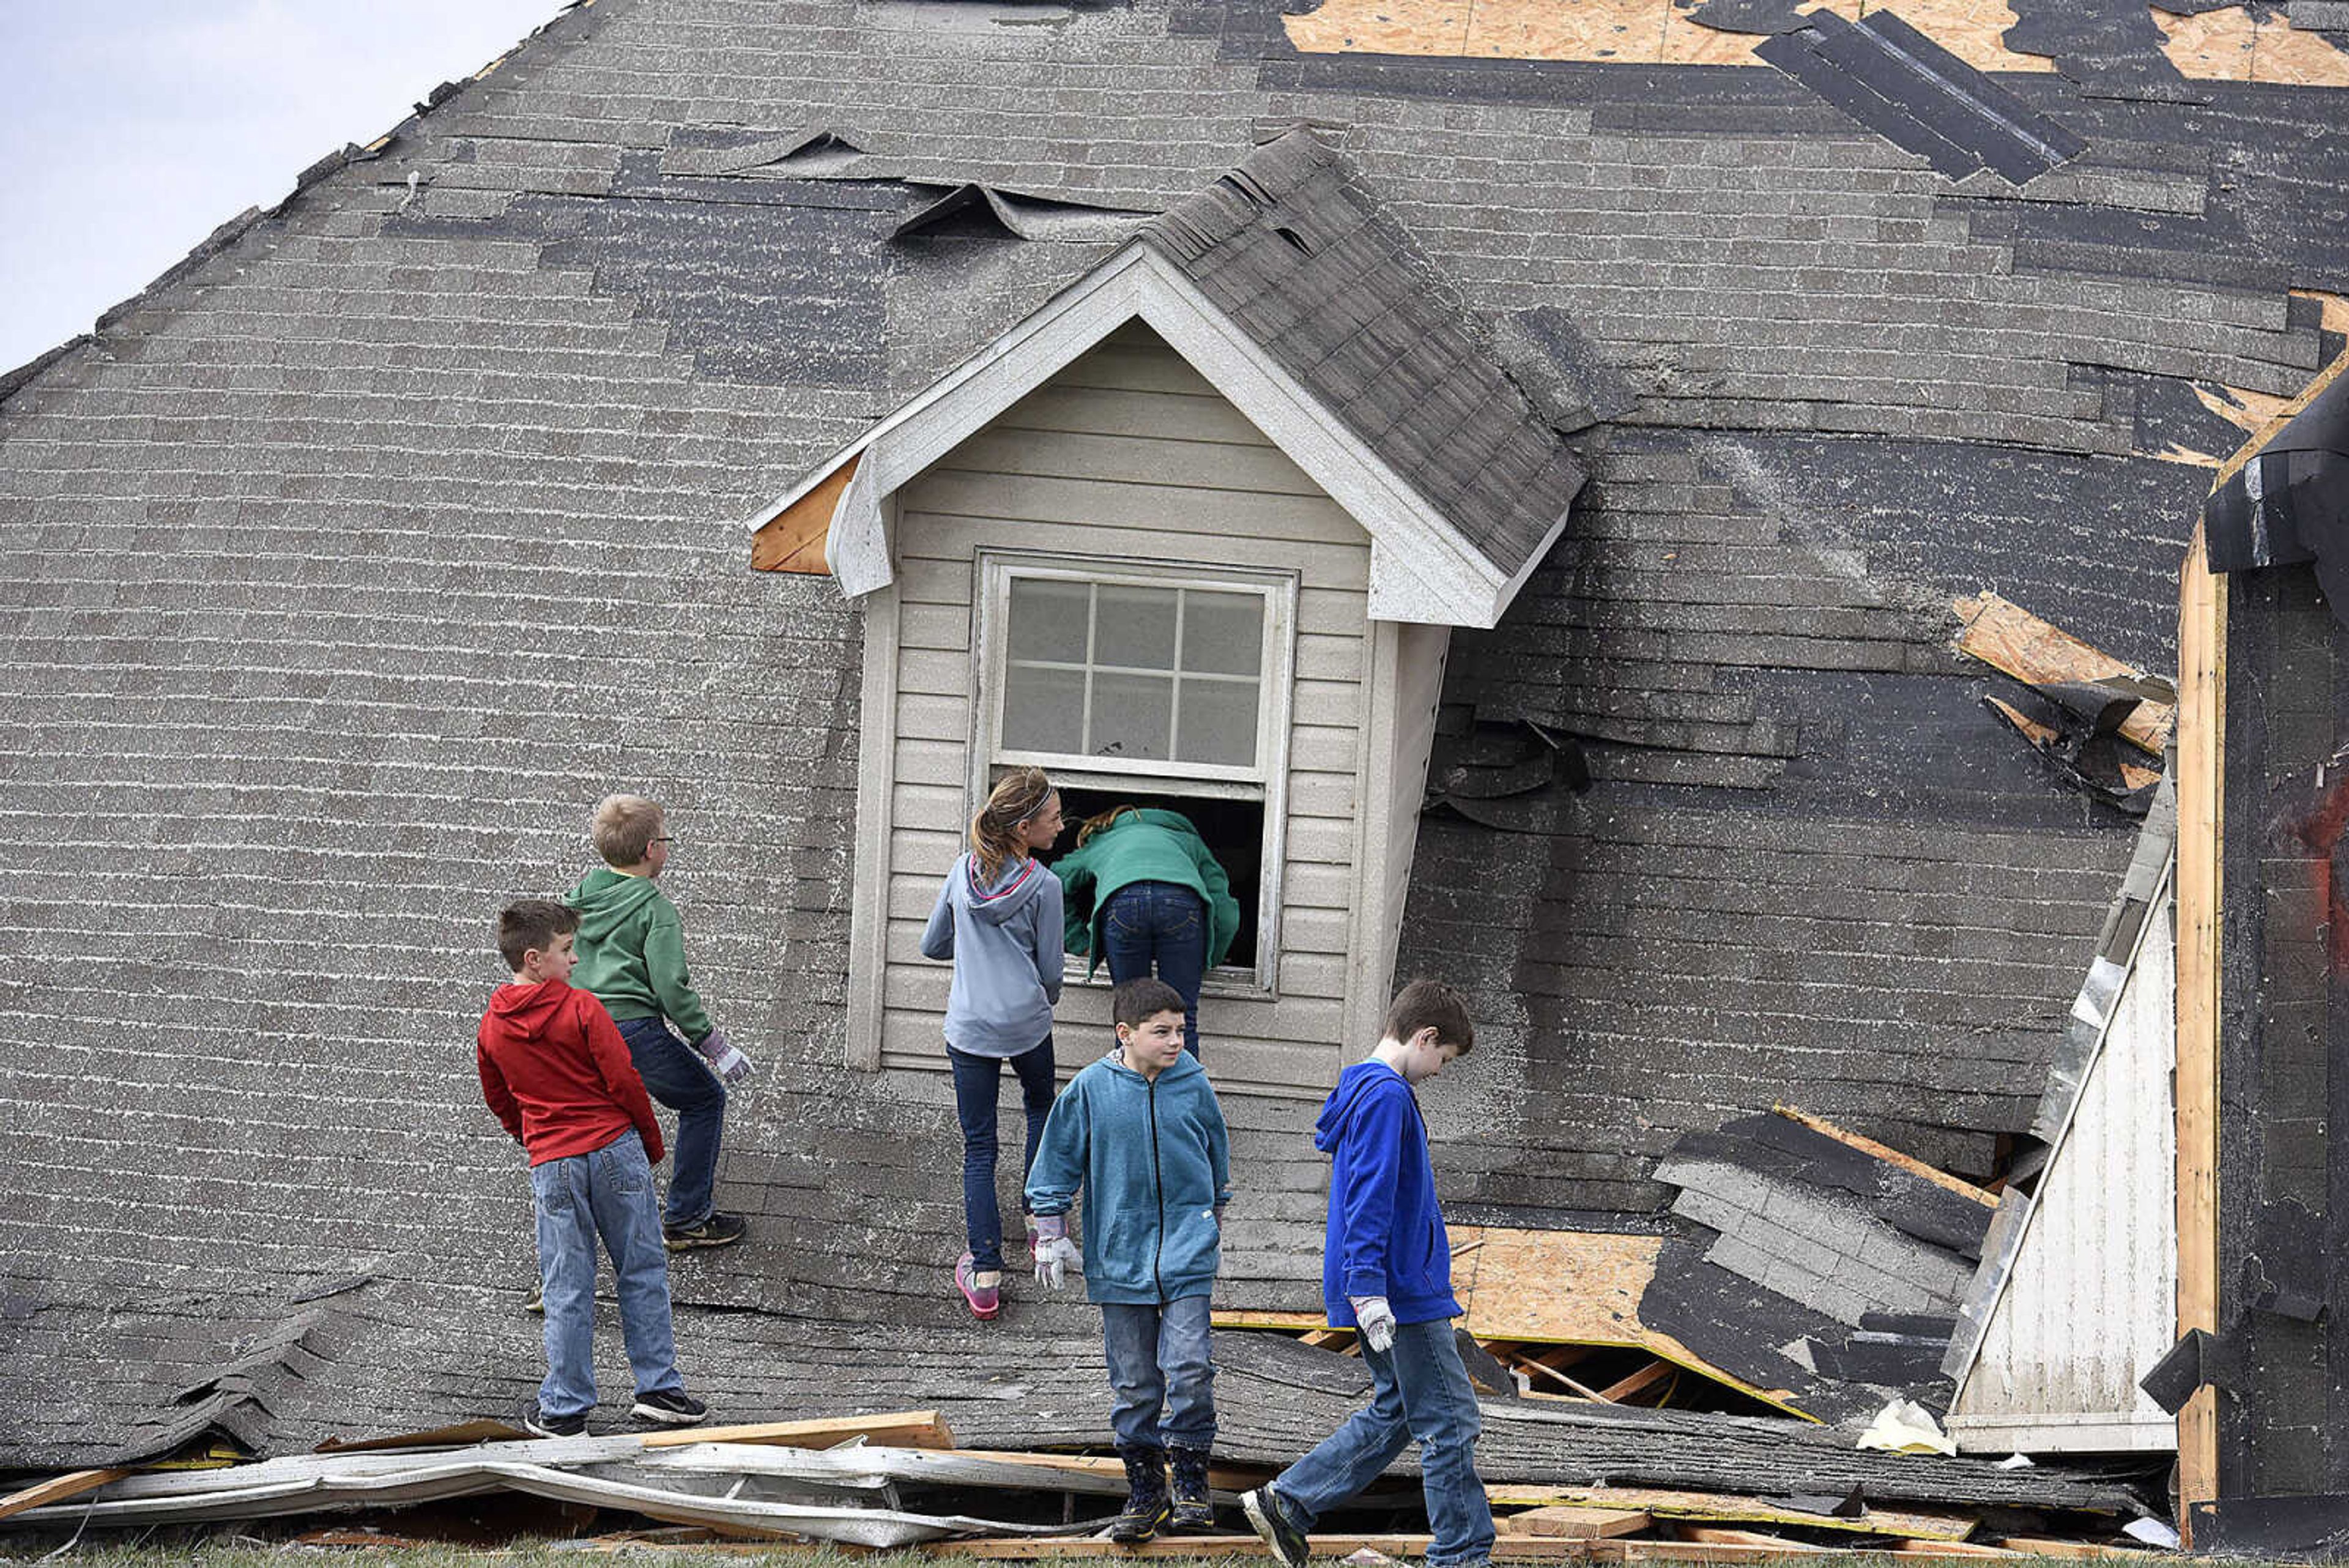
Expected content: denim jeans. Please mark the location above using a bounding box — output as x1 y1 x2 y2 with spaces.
1100 1294 1216 1451
531 1129 686 1420
1269 1318 1494 1568
1100 881 1208 1058
948 1036 1056 1271
615 1016 725 1230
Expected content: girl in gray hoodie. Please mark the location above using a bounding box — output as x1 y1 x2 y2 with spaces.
921 767 1067 1319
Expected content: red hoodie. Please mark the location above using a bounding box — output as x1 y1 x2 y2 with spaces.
476 979 666 1166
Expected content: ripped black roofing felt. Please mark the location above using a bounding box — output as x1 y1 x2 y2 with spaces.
1143 132 1585 575
2203 354 2349 620
1756 10 2088 184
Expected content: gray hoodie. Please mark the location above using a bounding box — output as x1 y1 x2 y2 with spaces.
921 851 1065 1057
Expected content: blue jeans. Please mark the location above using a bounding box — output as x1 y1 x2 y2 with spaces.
1101 882 1208 1058
532 1130 685 1419
948 1037 1056 1271
1100 1295 1216 1451
615 1016 725 1230
1269 1318 1494 1568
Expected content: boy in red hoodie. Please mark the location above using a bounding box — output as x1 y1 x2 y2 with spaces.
477 899 709 1438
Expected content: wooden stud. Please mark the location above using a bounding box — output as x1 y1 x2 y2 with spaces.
1502 1506 1654 1539
750 451 856 574
1773 1105 1998 1208
948 1447 1269 1492
1992 1539 2166 1561
1674 1525 1817 1550
1482 1484 1976 1543
2173 524 2224 1538
637 1408 954 1451
0 1468 129 1523
1597 1359 1674 1403
1889 1540 2022 1558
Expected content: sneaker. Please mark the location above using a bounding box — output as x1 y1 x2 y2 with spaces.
1242 1486 1308 1568
663 1211 748 1251
524 1282 544 1313
631 1388 709 1426
956 1251 1002 1320
521 1399 587 1439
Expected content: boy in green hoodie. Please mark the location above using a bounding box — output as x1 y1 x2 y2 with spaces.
1028 977 1232 1544
570 794 750 1252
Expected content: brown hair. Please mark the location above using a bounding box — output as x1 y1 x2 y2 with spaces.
1113 976 1188 1030
497 899 579 972
1077 804 1142 847
1381 977 1474 1056
971 767 1054 882
590 793 666 867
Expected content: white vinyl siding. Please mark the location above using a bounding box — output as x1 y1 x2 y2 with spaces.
870 322 1374 1096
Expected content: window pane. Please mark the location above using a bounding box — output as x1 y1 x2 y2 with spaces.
1008 578 1091 664
1176 677 1259 767
1098 584 1178 671
1090 672 1173 761
1181 590 1263 677
1003 664 1086 754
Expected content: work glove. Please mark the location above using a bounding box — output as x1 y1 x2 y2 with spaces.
692 1028 754 1085
1349 1294 1397 1354
1033 1213 1083 1291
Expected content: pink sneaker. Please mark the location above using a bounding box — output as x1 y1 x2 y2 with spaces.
956 1251 1001 1320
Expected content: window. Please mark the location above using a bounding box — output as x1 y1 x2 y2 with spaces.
977 552 1296 992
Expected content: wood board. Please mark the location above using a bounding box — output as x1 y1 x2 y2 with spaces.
751 451 855 574
1950 591 2173 756
0 1468 130 1523
638 1409 955 1451
2172 526 2222 1537
1483 1484 1977 1543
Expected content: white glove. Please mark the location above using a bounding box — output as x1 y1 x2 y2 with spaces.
1349 1294 1396 1353
693 1028 753 1085
1033 1214 1083 1290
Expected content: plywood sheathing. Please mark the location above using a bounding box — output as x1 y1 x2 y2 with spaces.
1285 0 2054 72
1950 590 2175 756
749 451 856 574
2151 4 2349 85
1484 1484 1980 1542
2191 382 2299 437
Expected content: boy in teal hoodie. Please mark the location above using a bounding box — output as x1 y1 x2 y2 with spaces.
570 794 751 1252
1028 978 1232 1544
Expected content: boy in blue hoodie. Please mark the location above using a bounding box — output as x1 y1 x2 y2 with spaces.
1242 979 1492 1568
1028 977 1232 1544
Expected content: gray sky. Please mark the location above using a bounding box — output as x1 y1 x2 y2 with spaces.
0 0 566 371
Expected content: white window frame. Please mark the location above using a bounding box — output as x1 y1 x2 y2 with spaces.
973 549 1297 997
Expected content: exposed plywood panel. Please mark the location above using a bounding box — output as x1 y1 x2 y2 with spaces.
1283 0 2052 72
2151 6 2349 86
750 451 852 574
1948 891 2177 1451
2173 527 2223 1531
1951 591 2174 755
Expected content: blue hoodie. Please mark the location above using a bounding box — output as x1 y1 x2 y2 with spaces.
1316 1060 1462 1328
921 852 1064 1058
1026 1049 1233 1304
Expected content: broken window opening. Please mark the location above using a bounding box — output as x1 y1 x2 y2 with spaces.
977 551 1296 994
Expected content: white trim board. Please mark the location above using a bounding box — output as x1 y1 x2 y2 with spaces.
746 243 1557 630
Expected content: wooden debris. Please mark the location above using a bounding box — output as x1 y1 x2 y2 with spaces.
1675 1525 1819 1551
639 1408 956 1451
1950 591 2172 756
1502 1506 1653 1539
929 1533 1589 1559
314 1418 527 1452
948 1447 1268 1492
1775 1105 1997 1208
0 1468 130 1523
1597 1359 1674 1404
1890 1539 2022 1557
1992 1539 2167 1560
1983 698 2162 790
1483 1483 1978 1543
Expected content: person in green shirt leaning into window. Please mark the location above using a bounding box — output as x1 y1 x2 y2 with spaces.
1055 806 1241 1060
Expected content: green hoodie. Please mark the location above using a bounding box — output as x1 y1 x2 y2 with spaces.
1053 808 1242 976
566 866 714 1042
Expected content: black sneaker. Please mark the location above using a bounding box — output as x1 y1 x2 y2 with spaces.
663 1212 748 1251
631 1388 709 1426
521 1399 587 1439
1242 1486 1308 1568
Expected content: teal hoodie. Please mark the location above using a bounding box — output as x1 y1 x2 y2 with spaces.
566 866 713 1043
1053 809 1241 976
1026 1049 1233 1304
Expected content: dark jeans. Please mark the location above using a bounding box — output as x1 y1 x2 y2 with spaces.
1100 1294 1217 1451
948 1036 1057 1271
615 1016 726 1230
1271 1318 1494 1568
1100 881 1207 1058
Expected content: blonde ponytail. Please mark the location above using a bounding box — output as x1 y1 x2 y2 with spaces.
971 767 1054 882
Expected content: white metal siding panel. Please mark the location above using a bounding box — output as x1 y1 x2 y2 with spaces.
874 327 1371 1092
1949 893 2178 1452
